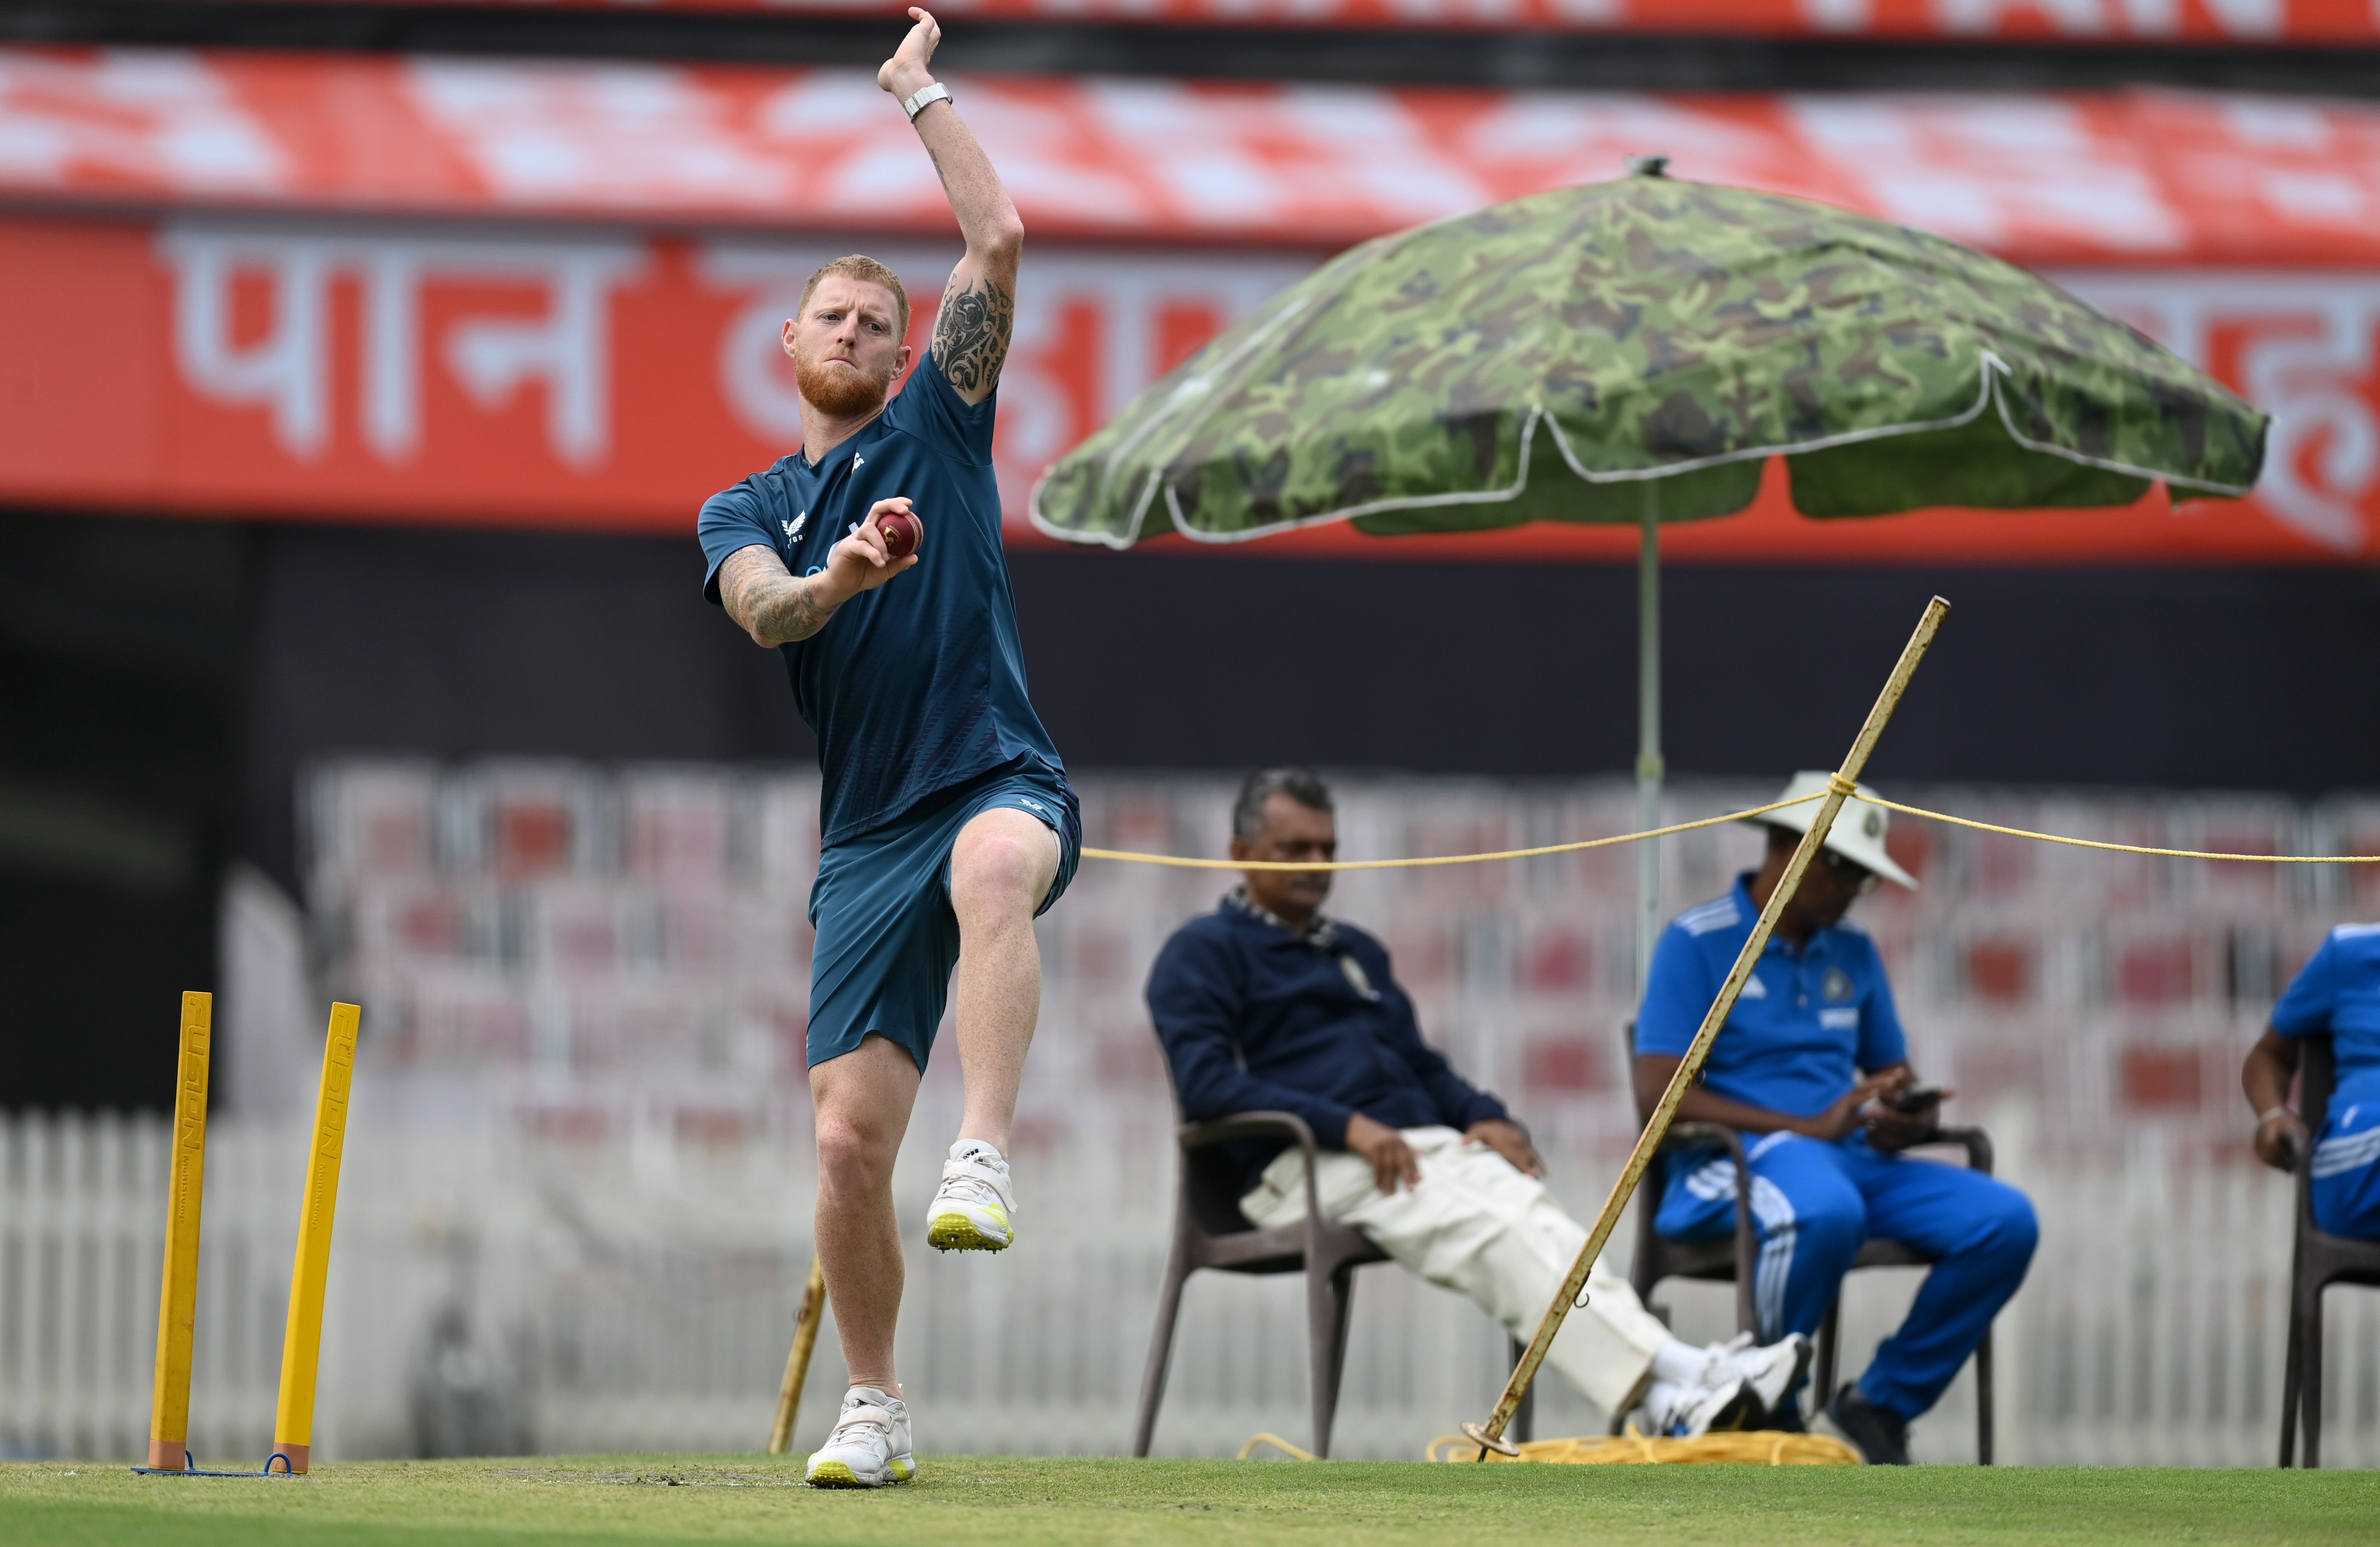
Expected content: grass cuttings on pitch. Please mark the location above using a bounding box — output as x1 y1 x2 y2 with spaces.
2 1453 2376 1547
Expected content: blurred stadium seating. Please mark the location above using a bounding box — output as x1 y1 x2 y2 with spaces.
9 765 2377 1465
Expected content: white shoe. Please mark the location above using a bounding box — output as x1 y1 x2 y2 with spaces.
1640 1374 1757 1438
1715 1331 1813 1423
804 1386 914 1488
927 1142 1016 1252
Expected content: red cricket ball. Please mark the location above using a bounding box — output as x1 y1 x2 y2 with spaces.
879 509 922 560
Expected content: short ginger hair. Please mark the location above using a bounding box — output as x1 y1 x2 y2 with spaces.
799 255 911 339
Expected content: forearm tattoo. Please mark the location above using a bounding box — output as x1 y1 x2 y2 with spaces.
721 546 834 645
934 274 1015 395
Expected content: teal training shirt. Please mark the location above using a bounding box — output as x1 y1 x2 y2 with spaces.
699 354 1065 845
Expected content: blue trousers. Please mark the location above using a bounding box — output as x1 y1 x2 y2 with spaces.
2312 1093 2380 1238
1656 1132 2037 1421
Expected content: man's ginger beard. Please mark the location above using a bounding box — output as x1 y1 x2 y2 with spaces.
795 341 898 419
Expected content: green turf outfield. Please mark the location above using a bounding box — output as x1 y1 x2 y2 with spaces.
3 1454 2375 1547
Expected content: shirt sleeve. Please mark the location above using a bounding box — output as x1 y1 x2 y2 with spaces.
1363 940 1508 1131
1146 928 1359 1148
698 482 777 606
1634 923 1713 1057
2272 935 2343 1039
1857 940 1911 1071
884 350 997 468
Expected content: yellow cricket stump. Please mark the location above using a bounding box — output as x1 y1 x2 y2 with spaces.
768 1254 829 1455
147 992 213 1473
270 1002 361 1475
1464 595 1953 1457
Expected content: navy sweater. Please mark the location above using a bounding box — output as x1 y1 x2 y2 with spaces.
1146 901 1510 1195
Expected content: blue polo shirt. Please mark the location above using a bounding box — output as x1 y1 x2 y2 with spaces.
1636 874 1909 1122
1148 899 1511 1194
2273 922 2380 1112
697 353 1063 846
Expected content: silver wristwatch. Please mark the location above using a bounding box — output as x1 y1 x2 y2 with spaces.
901 82 952 123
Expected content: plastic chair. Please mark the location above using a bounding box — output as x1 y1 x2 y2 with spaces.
1627 1119 1763 1345
1810 1127 1997 1465
1623 1026 1997 1460
2279 1034 2380 1469
1131 1107 1538 1458
1131 1110 1392 1459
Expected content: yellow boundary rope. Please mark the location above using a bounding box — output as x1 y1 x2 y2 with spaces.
1420 1428 1860 1466
1243 1426 1858 1465
1862 797 2378 865
1083 796 1817 871
1082 794 2380 872
1236 1432 1317 1461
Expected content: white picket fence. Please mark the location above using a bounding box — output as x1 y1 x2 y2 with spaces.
0 1114 174 1464
4 1103 2374 1467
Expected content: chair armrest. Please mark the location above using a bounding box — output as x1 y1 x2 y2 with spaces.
1178 1112 1321 1156
1661 1121 1747 1160
1643 1121 1758 1334
1178 1111 1329 1243
2296 1127 2317 1227
1930 1125 1993 1176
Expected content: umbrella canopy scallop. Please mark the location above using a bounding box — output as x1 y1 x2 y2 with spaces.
1028 171 2267 547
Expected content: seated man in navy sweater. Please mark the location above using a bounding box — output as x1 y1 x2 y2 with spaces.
1145 768 1809 1435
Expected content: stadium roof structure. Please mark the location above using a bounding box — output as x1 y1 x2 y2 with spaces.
162 0 2380 45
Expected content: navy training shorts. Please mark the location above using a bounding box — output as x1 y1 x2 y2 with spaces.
805 757 1080 1073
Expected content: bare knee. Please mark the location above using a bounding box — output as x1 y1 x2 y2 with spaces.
808 1034 919 1203
816 1117 898 1201
951 818 1054 927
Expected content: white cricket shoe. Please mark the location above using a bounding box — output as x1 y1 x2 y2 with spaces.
804 1386 914 1488
1640 1374 1757 1438
927 1141 1016 1253
1715 1331 1813 1424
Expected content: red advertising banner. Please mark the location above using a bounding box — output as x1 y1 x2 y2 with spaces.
0 48 2377 266
0 214 1307 531
188 0 2380 44
3 211 2373 562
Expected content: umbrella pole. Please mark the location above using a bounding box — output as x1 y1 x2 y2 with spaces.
1634 483 1662 997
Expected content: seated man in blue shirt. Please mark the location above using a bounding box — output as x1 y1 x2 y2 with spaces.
1634 772 2036 1465
2243 922 2380 1237
1148 768 1810 1437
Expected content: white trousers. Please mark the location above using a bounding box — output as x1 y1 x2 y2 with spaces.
1239 1125 1672 1415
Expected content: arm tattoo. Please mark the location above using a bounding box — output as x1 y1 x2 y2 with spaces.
721 546 835 645
934 273 1015 395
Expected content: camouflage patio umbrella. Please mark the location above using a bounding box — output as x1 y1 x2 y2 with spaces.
1027 163 2266 982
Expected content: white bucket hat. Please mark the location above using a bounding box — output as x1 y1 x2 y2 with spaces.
1747 770 1918 890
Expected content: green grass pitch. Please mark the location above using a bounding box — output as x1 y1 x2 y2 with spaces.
3 1454 2376 1547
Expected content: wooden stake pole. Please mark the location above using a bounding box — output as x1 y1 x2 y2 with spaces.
767 1255 829 1455
271 1002 361 1474
147 992 213 1473
1463 596 1952 1457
